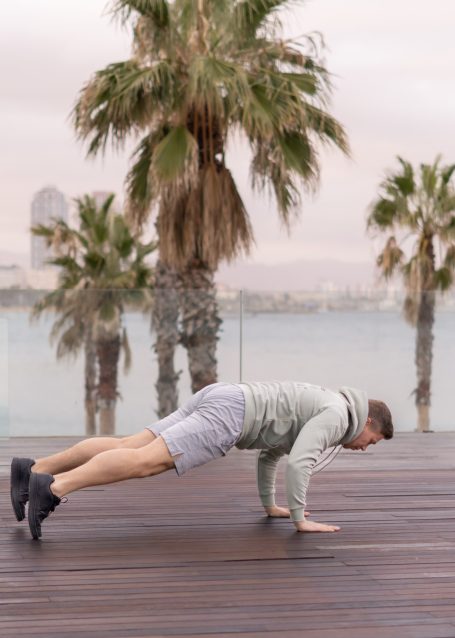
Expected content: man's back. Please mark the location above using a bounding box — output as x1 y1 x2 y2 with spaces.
235 381 364 451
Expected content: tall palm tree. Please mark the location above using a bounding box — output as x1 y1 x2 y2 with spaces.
32 195 155 434
73 0 349 416
367 156 455 432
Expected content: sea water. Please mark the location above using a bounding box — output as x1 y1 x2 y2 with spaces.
1 309 454 435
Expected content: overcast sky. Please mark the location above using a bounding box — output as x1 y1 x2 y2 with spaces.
1 0 454 266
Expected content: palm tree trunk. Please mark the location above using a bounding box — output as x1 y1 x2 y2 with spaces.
179 259 221 393
96 335 120 435
415 289 435 432
414 235 436 433
152 259 181 418
84 326 97 436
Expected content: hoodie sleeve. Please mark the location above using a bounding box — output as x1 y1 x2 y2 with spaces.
286 409 347 522
257 448 286 507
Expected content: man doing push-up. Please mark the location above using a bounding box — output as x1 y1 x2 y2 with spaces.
10 381 393 539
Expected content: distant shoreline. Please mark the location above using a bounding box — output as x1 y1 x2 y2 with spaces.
1 288 454 315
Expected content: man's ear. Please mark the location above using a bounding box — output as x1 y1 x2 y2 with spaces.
367 418 381 434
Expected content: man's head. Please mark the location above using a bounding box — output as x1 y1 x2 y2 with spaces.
342 399 394 451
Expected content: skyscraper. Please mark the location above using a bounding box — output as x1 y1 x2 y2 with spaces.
30 186 68 269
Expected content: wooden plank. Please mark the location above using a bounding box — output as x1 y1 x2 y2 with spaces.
1 433 455 636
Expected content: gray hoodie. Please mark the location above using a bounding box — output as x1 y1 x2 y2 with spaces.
235 382 368 522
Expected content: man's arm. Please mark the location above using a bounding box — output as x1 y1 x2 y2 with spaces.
286 409 344 531
257 447 286 514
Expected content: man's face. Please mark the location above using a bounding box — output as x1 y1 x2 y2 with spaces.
342 419 384 451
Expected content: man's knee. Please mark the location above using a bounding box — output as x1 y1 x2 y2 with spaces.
135 438 175 477
118 436 135 449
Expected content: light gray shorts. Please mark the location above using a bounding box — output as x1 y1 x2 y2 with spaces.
146 383 245 476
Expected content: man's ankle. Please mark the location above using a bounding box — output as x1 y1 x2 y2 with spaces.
50 479 65 499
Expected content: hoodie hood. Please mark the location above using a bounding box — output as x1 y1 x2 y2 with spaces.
338 386 368 444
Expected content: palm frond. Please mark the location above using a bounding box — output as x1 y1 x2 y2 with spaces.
158 165 254 269
111 0 170 27
443 244 455 270
31 289 66 321
99 193 116 216
434 266 453 291
121 327 132 374
125 132 160 228
394 157 415 195
376 236 405 280
152 125 198 182
403 291 419 326
55 323 86 360
233 0 292 38
187 56 248 117
133 14 175 59
403 255 420 292
302 104 350 153
31 224 56 239
421 161 438 199
441 164 455 186
73 61 171 155
367 198 399 230
277 130 317 180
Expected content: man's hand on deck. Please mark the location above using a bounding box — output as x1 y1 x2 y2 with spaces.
265 506 311 518
294 520 340 533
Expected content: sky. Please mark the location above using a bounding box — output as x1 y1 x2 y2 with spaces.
1 0 454 267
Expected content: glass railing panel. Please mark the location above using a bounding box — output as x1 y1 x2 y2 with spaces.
1 288 241 437
240 289 455 432
0 317 8 438
2 285 453 436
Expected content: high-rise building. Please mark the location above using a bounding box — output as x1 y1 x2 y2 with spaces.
30 186 68 269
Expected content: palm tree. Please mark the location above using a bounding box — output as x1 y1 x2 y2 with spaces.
367 156 455 432
32 195 155 434
73 0 349 416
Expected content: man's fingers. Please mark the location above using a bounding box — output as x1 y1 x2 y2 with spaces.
296 521 341 533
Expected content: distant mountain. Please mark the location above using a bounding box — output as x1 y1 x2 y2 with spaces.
216 258 377 291
0 250 377 291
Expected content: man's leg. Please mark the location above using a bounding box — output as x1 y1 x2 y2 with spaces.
51 435 175 498
10 430 157 521
27 436 176 539
32 429 157 475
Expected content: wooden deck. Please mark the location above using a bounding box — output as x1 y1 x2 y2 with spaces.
1 433 455 637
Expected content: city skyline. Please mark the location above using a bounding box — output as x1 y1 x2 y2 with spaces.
1 0 454 268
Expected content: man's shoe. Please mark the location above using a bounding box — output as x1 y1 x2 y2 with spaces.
27 472 61 540
10 457 35 521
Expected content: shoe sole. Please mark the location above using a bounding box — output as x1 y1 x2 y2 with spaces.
28 474 42 540
10 458 26 522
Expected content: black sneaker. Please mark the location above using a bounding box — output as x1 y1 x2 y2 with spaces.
10 457 35 521
27 473 61 540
